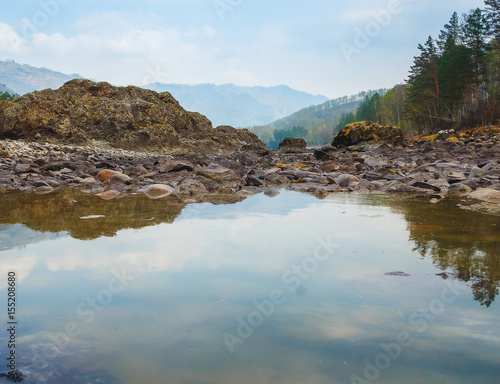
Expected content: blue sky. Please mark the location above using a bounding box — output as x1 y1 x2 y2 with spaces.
0 0 486 98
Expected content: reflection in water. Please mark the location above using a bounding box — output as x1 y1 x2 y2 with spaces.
0 191 499 384
0 190 186 240
392 198 500 307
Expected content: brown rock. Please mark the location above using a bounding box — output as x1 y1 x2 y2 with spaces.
96 190 121 200
143 184 174 199
333 121 404 148
278 138 307 153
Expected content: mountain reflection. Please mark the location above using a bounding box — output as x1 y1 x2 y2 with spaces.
392 198 500 307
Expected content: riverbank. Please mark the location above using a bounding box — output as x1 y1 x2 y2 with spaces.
1 125 499 215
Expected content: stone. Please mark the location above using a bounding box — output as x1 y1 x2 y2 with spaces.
335 174 360 187
278 138 307 153
245 175 263 187
13 163 30 173
162 160 194 173
34 186 54 194
109 173 132 183
469 188 500 204
143 184 174 199
333 122 405 147
449 183 472 197
197 164 243 188
97 169 123 182
175 179 207 196
96 190 121 200
469 166 487 179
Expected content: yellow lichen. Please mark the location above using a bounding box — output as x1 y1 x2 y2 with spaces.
294 163 309 168
446 137 459 144
421 134 439 142
275 162 288 168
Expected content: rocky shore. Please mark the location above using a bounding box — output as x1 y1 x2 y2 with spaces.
1 122 499 214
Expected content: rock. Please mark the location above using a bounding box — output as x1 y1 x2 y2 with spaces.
469 188 500 204
0 79 264 155
245 175 263 187
449 183 472 197
97 169 123 182
96 190 121 200
335 174 360 187
34 186 54 194
143 184 174 199
333 121 405 148
409 181 442 192
175 179 207 196
278 138 307 153
162 160 194 173
197 164 243 188
469 166 487 179
384 271 410 277
109 173 132 183
13 163 30 173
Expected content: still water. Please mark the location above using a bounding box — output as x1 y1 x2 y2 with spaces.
0 190 499 384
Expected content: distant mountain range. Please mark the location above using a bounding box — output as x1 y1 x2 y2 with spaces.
143 83 329 128
0 83 16 95
0 60 81 95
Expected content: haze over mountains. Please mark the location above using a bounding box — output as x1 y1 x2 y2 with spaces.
0 60 329 129
143 83 328 127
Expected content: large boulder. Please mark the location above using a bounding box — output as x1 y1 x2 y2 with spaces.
332 121 405 148
0 79 264 155
278 137 307 153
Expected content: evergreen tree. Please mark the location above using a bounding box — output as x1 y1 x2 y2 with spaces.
485 0 500 40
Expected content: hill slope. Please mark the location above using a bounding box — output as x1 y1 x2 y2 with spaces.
143 83 328 128
0 60 81 95
251 89 388 148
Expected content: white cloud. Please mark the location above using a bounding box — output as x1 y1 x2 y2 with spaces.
0 22 25 54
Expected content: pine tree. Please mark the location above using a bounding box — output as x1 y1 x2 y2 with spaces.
485 0 500 40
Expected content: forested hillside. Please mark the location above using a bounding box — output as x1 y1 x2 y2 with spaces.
251 89 387 148
339 0 500 134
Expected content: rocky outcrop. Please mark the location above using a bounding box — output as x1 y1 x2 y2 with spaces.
278 137 307 153
0 79 264 155
332 121 405 148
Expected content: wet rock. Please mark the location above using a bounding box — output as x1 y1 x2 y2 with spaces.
175 178 207 196
197 164 243 188
278 137 307 153
469 188 500 204
384 271 410 277
409 181 442 192
144 184 174 199
245 175 263 187
449 183 472 197
335 174 360 187
34 186 54 194
96 190 121 200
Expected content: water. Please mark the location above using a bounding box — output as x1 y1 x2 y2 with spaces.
0 190 499 384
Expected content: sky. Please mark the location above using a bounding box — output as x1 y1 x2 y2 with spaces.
0 0 486 99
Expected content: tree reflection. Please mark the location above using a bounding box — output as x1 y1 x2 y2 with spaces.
393 198 500 307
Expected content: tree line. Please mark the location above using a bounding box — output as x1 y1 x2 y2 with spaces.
338 0 500 134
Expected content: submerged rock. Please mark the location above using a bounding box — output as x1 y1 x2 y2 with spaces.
143 184 174 199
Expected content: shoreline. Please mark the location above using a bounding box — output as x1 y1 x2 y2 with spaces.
1 130 499 214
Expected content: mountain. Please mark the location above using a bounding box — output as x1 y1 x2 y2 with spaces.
251 89 389 148
0 83 16 95
143 83 329 128
0 60 81 95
